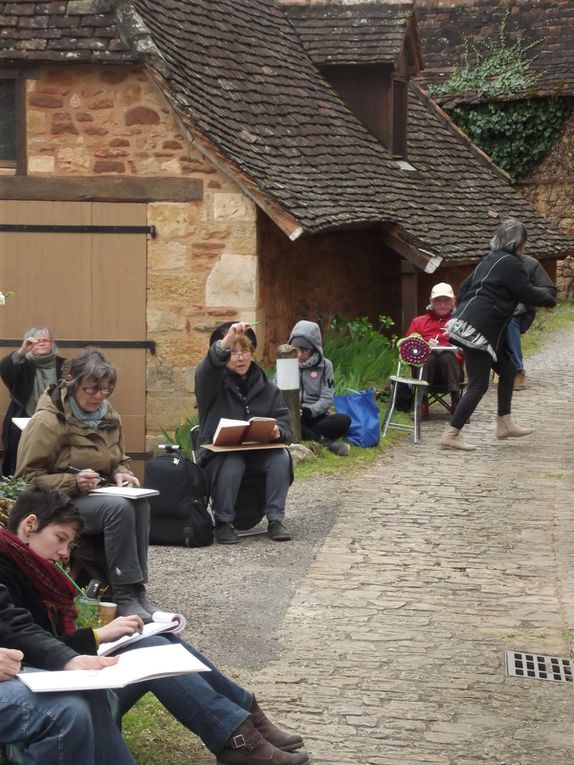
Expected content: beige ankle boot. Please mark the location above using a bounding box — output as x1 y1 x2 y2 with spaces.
440 426 476 451
496 414 533 439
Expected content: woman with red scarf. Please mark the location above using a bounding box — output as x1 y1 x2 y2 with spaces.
0 485 308 765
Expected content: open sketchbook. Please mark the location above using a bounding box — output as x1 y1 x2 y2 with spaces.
18 643 209 692
12 417 30 431
89 486 159 500
212 417 277 446
98 610 186 656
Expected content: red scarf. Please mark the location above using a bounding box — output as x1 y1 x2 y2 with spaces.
0 530 78 635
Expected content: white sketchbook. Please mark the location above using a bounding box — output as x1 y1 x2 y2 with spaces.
98 611 186 656
12 417 30 430
18 643 210 692
89 486 159 499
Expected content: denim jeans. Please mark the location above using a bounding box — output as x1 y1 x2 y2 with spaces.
115 634 252 755
0 679 135 765
506 316 524 372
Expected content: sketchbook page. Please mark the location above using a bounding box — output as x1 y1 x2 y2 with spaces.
98 612 186 656
20 644 210 692
89 487 160 499
213 418 250 446
244 417 277 443
12 417 30 430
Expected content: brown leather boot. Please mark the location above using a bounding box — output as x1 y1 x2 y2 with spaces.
250 696 304 752
217 718 309 764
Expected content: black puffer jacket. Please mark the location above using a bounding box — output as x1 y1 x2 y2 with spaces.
0 583 78 670
453 249 557 352
194 342 293 467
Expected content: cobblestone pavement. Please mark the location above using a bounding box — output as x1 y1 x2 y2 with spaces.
248 328 574 765
149 324 574 765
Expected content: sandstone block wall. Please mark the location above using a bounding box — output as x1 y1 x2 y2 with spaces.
25 65 258 447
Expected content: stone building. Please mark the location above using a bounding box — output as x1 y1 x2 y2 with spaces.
0 0 572 465
415 0 574 295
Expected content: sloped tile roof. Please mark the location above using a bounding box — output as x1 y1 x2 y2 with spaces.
0 0 133 62
127 0 573 260
415 0 574 102
282 1 414 67
0 0 572 261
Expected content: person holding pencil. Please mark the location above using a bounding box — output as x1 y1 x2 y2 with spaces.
0 485 309 765
195 321 294 545
15 347 157 622
406 283 464 418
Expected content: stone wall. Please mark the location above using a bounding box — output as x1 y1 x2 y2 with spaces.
25 65 258 447
519 113 574 298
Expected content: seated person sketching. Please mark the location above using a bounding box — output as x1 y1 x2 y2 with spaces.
0 326 65 477
15 347 155 623
0 582 136 765
288 320 351 456
0 485 308 765
406 282 464 417
195 321 294 545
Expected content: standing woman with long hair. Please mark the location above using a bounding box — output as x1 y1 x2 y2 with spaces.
441 219 557 451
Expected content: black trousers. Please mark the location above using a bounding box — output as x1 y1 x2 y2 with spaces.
451 346 516 430
301 411 351 443
422 351 464 393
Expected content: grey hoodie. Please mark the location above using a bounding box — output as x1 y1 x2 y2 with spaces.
288 320 335 419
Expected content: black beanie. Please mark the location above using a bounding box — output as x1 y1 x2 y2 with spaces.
209 321 257 349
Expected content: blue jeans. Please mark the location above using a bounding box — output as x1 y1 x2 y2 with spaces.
115 634 252 755
0 679 135 765
506 316 524 373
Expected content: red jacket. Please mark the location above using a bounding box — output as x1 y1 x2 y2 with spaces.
407 309 463 363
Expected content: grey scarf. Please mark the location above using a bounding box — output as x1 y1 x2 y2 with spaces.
25 352 58 416
69 395 109 430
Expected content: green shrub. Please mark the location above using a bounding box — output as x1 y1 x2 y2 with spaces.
323 315 398 394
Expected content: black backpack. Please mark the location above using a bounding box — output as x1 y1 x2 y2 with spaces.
144 448 213 547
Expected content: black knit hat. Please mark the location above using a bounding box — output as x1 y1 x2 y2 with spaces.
209 321 257 349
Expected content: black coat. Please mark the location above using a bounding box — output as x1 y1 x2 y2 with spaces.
0 551 97 657
0 352 65 476
194 343 293 468
453 250 557 352
0 582 78 670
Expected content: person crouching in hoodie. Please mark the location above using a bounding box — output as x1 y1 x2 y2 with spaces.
288 320 351 457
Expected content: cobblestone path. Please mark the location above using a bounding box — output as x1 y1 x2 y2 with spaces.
253 326 574 765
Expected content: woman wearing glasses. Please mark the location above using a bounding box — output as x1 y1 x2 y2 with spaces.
195 322 293 545
15 348 155 622
0 326 65 477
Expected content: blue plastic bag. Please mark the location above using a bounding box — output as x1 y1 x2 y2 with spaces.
333 387 380 447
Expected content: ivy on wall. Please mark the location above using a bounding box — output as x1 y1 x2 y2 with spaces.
426 10 574 180
450 98 574 180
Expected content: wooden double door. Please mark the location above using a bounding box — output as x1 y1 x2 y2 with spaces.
0 200 149 475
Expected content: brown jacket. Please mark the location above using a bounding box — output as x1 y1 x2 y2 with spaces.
16 385 132 496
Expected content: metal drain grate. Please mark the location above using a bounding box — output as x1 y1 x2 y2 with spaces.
505 651 573 683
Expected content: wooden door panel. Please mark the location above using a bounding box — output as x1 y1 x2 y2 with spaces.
0 201 148 466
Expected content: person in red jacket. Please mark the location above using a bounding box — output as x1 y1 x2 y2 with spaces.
406 282 464 417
